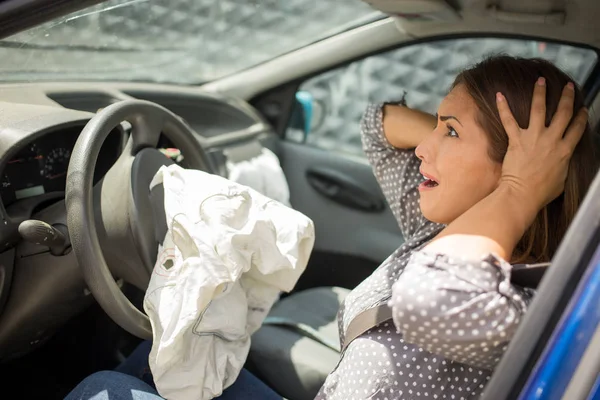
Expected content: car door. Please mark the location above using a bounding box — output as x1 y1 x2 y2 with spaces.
249 36 598 292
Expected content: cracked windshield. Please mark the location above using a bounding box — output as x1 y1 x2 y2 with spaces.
0 0 384 83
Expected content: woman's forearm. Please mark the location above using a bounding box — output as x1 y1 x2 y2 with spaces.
425 183 540 261
383 105 436 149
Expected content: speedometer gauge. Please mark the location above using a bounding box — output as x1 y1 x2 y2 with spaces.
7 143 43 167
42 148 71 180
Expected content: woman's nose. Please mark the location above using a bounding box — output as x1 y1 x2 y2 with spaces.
415 129 437 162
415 137 429 161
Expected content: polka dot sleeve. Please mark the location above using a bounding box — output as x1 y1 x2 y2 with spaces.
360 103 430 239
389 251 535 371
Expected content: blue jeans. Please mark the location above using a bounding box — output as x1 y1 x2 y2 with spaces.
64 340 282 400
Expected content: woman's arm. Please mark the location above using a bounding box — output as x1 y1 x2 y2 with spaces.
361 103 442 239
425 184 536 261
382 104 436 149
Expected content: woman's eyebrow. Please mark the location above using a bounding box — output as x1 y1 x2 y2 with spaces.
436 113 463 126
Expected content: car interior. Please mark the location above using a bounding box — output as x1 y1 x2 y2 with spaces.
0 0 598 399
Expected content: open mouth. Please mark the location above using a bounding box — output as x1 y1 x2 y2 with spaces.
419 171 439 190
422 178 439 188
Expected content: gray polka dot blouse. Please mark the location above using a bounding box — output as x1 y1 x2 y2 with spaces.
314 104 536 400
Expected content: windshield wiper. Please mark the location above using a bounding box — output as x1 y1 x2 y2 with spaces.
0 40 185 53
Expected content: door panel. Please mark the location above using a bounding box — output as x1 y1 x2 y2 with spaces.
279 141 403 275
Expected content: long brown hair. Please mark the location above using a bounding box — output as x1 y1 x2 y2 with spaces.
452 55 597 263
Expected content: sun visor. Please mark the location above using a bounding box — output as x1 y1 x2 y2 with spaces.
361 0 599 50
361 0 461 21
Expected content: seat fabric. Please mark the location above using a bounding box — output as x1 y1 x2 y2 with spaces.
249 287 349 400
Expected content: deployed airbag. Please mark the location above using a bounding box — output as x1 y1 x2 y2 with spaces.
144 164 315 400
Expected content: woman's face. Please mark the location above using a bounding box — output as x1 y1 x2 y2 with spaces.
415 85 502 224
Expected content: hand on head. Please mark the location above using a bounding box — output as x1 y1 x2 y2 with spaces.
496 77 588 211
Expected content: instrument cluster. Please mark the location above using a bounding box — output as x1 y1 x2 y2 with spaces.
0 125 122 208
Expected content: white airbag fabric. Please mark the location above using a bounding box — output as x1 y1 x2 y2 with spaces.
226 148 291 207
144 164 315 400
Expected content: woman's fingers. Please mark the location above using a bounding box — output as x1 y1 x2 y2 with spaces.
529 77 547 131
550 83 576 137
496 92 521 140
498 80 585 156
563 107 588 153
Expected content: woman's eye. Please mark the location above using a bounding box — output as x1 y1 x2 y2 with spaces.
446 126 459 138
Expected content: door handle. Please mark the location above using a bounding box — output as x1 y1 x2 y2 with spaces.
306 168 385 212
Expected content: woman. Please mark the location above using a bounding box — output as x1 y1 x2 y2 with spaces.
315 55 595 400
65 55 596 400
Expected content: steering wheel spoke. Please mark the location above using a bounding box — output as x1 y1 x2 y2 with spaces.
128 110 165 152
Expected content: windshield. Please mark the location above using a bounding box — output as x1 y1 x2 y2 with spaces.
0 0 384 84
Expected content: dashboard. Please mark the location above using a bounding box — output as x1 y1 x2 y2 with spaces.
0 126 122 208
0 83 272 362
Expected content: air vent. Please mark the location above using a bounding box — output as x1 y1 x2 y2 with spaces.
46 92 121 113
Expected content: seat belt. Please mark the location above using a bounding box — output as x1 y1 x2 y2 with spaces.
342 304 392 353
340 262 551 352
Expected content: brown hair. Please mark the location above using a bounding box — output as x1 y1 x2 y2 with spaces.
452 55 597 264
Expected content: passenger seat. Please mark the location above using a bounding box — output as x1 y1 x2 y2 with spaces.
249 286 350 400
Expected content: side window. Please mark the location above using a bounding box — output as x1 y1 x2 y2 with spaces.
286 37 597 157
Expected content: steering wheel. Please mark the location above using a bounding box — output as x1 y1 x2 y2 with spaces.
65 100 214 339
